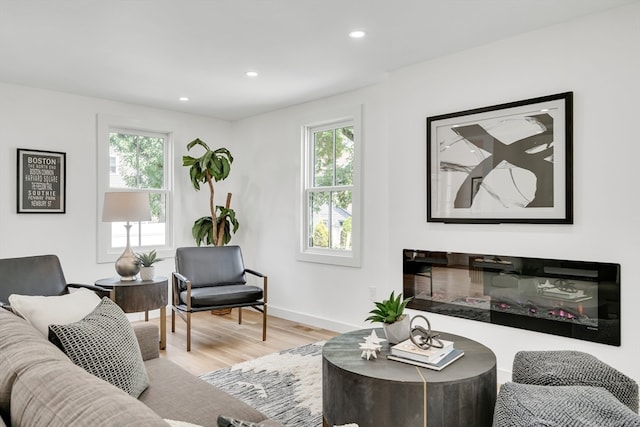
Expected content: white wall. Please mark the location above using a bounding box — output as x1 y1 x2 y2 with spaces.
0 82 231 299
231 83 391 332
232 2 640 383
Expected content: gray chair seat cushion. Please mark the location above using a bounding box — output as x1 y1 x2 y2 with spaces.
513 350 639 412
493 382 640 427
180 285 263 308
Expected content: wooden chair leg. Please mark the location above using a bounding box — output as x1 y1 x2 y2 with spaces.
262 305 267 341
186 311 191 352
171 308 175 332
238 307 242 324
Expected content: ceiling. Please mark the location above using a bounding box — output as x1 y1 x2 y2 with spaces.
0 0 636 120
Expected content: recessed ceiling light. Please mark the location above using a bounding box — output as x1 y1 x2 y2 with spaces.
179 97 189 102
246 71 258 78
349 30 366 39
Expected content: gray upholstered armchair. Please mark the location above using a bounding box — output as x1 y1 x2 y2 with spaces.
172 246 267 351
0 254 109 308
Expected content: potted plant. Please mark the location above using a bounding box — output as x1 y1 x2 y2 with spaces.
365 291 413 344
182 138 239 246
136 250 162 281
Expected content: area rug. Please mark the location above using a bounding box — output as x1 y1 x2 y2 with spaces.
199 342 325 427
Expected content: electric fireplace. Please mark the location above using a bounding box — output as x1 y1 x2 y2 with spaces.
403 250 621 346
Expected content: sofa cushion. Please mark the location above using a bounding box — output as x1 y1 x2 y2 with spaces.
11 358 168 427
0 307 167 426
0 307 70 416
140 358 271 426
133 321 161 361
48 297 149 397
166 420 205 427
8 287 101 336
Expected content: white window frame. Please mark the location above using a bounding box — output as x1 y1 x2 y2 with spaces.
298 106 362 267
96 114 174 263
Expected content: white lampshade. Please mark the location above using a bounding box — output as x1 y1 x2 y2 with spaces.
102 191 151 281
102 191 151 222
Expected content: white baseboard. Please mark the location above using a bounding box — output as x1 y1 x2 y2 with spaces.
267 305 360 334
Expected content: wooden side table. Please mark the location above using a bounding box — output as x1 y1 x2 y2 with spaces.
95 276 168 350
323 328 497 427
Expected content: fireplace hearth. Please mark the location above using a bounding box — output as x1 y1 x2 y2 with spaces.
403 250 620 346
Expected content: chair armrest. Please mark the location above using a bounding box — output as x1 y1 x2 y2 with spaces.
172 272 192 309
172 271 189 283
132 322 160 360
245 268 265 278
67 283 111 299
245 269 268 303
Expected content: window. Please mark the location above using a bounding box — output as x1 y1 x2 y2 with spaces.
299 107 361 267
97 115 173 263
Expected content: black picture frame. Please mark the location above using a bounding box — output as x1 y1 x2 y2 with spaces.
427 92 573 224
17 148 66 214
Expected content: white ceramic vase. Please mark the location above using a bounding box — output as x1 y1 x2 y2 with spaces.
383 314 411 344
139 266 155 281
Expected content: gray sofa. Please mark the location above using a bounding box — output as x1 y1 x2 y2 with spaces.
0 307 284 427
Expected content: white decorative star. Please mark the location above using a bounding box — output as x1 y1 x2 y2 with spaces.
365 330 386 346
359 330 386 360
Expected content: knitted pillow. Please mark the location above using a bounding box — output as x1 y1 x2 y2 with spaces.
48 297 149 397
493 382 640 427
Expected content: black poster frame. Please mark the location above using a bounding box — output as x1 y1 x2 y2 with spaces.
17 148 66 214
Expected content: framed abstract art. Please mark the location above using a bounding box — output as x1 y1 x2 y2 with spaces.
427 92 573 224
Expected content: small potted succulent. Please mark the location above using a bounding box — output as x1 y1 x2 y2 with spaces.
365 291 413 344
136 249 162 281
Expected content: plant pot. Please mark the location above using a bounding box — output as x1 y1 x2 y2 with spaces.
139 266 155 281
383 314 411 344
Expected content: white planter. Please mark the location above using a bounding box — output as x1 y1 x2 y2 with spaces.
139 266 155 281
383 314 411 344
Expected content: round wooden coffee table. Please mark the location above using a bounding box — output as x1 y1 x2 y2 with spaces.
322 328 496 427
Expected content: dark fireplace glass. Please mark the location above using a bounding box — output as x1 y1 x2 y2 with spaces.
403 250 621 346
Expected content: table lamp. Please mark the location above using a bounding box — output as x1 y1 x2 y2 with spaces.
102 191 151 281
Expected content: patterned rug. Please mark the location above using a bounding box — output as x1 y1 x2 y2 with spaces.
199 342 325 427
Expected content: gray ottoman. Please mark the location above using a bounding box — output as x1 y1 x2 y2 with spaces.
493 382 640 427
513 350 639 412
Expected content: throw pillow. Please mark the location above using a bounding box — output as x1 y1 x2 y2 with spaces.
8 287 101 336
48 297 150 397
216 415 267 427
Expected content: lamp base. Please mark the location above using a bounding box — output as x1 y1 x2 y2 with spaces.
115 245 140 281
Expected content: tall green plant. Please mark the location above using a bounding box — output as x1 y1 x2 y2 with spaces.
182 138 239 246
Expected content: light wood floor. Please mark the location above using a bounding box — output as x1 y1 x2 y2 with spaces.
140 308 338 376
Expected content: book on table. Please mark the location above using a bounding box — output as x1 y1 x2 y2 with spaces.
388 348 465 371
390 338 454 364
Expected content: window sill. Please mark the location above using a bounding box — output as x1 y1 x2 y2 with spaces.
297 249 360 268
